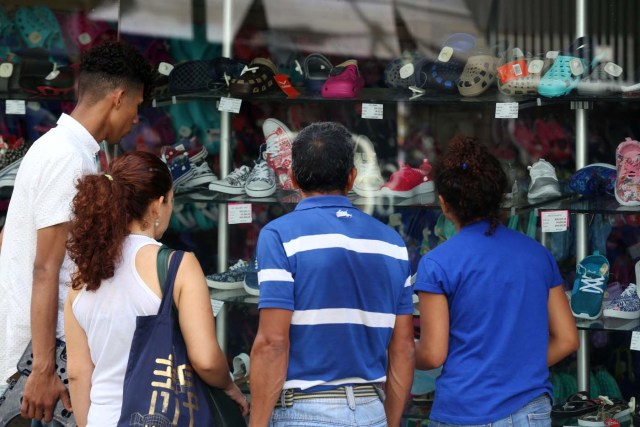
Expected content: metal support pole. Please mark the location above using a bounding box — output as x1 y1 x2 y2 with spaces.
575 0 589 393
216 0 234 354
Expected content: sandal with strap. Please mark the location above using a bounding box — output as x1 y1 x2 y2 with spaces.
229 58 280 97
577 397 633 426
551 391 600 418
303 53 333 92
538 36 593 97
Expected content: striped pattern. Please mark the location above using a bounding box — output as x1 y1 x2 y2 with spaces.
283 233 408 260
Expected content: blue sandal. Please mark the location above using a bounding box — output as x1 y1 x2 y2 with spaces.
538 36 593 97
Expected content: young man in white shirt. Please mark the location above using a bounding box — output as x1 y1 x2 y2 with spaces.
0 40 153 425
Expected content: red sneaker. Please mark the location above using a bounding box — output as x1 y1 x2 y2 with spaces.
381 161 434 197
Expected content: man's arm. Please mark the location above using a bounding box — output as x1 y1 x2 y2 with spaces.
21 223 72 422
249 308 292 427
384 314 415 427
548 285 579 366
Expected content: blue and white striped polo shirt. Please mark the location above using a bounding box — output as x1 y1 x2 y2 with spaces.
257 195 413 392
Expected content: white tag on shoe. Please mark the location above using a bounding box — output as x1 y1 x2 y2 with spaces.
631 331 640 351
228 203 252 224
399 63 415 79
158 62 174 76
541 210 569 233
438 46 454 63
528 59 544 74
604 62 623 77
546 51 559 60
218 97 242 113
0 63 13 78
570 59 585 76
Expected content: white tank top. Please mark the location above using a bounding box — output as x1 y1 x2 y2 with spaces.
72 234 162 427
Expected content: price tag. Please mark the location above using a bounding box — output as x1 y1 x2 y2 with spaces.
495 102 519 119
541 210 569 233
210 299 224 317
362 103 383 120
218 97 242 113
228 203 252 224
631 331 640 351
6 100 26 115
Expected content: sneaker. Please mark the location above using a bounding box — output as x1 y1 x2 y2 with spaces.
352 135 384 197
615 137 640 206
161 143 208 166
243 257 259 296
603 283 640 319
571 251 610 320
208 165 251 195
169 156 196 188
245 159 276 198
380 160 434 197
263 118 294 190
527 158 562 201
569 163 616 197
577 397 633 427
206 259 249 290
180 162 217 189
0 158 22 189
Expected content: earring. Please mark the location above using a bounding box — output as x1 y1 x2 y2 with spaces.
154 219 160 227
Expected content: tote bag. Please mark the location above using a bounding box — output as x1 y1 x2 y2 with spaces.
117 250 217 427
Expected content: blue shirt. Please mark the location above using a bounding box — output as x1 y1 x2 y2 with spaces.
257 195 413 391
414 220 562 424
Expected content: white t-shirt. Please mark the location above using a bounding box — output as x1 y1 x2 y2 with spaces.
0 113 99 380
72 235 161 427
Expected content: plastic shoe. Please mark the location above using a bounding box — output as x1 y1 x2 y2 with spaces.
498 49 551 96
245 159 276 198
457 50 500 97
538 36 593 97
380 160 434 197
303 53 333 92
206 259 249 290
208 165 251 195
19 60 77 98
615 137 640 206
229 58 279 96
384 51 424 89
569 163 616 197
577 62 624 95
352 135 384 197
603 283 640 319
14 6 68 63
262 118 294 190
414 33 476 93
571 251 610 320
577 397 632 427
243 257 259 296
321 60 365 98
527 159 562 201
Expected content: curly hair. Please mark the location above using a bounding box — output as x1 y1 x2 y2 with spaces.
78 40 154 104
434 135 507 235
67 151 172 291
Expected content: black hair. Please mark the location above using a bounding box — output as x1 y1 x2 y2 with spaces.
435 135 507 235
78 40 154 104
292 122 355 193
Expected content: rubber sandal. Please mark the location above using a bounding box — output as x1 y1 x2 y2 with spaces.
551 391 600 418
384 51 424 89
229 58 279 96
321 59 365 98
417 33 476 93
19 57 77 98
14 6 67 63
498 49 550 96
577 397 632 427
577 62 624 95
538 36 593 97
303 53 333 92
0 62 22 95
457 49 500 97
169 57 245 95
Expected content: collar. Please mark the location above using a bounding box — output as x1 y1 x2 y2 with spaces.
294 195 354 211
56 113 101 155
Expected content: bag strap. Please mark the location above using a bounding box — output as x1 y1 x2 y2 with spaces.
157 246 184 316
156 244 173 288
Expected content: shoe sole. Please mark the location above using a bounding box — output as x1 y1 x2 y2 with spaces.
245 184 276 198
208 183 246 195
188 175 217 187
380 181 434 198
206 279 244 290
243 282 260 296
602 309 640 319
571 307 603 320
578 409 631 426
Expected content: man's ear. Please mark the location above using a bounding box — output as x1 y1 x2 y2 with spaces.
112 88 126 109
290 169 300 190
345 167 357 193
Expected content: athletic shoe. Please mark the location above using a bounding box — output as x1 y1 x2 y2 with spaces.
569 163 616 197
577 398 632 427
615 137 640 206
263 118 294 190
180 162 217 189
603 283 640 319
527 158 562 201
0 158 22 189
245 159 276 198
206 259 249 290
380 160 434 197
243 257 259 296
169 156 195 188
208 165 251 195
571 251 610 320
352 135 384 197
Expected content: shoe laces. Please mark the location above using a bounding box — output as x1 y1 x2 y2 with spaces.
227 165 250 180
618 283 637 298
577 266 605 294
250 161 273 180
227 259 249 272
619 156 640 178
191 162 214 176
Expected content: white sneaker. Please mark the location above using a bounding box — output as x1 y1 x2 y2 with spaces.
209 165 251 195
180 162 218 189
245 160 277 198
352 135 384 197
527 158 561 201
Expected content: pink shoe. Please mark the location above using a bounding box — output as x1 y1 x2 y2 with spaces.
380 162 434 197
321 60 365 98
615 137 640 206
263 118 294 190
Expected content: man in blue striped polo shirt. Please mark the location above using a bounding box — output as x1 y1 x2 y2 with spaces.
250 122 415 427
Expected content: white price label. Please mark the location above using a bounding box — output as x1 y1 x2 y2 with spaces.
631 331 640 351
228 203 252 224
6 100 26 115
495 102 519 119
218 97 242 113
210 299 224 317
362 103 383 120
541 210 569 233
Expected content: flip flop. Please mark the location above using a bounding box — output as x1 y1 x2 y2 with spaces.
551 392 600 418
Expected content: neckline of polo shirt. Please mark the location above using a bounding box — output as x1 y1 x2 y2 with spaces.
294 195 353 211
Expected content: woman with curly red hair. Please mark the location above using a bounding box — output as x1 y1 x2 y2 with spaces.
414 135 578 426
63 151 248 427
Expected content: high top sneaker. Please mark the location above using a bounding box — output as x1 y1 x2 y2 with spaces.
615 137 640 206
352 135 384 197
263 118 294 190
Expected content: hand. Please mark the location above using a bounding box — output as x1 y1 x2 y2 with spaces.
224 382 249 417
21 371 72 422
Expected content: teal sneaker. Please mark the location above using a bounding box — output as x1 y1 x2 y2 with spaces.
570 251 609 320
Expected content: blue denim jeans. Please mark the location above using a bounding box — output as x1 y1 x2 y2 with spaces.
270 386 387 427
430 394 551 427
31 421 64 427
